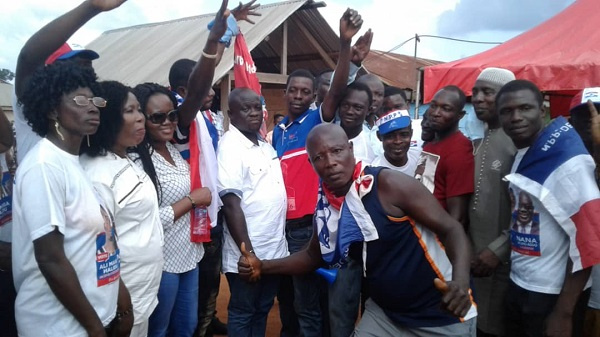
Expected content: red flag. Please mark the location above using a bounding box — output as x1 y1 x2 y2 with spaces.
233 33 268 138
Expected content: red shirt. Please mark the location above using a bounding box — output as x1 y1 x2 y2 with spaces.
421 131 474 209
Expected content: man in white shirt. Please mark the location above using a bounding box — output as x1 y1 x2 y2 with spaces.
372 109 421 176
497 80 600 337
218 88 288 336
339 81 376 164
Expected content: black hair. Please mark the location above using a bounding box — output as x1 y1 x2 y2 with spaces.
384 86 408 102
130 82 179 201
315 69 334 87
81 81 130 157
169 58 196 90
345 81 373 108
132 82 179 117
286 69 316 92
273 113 285 121
495 80 544 107
21 62 98 137
441 85 467 111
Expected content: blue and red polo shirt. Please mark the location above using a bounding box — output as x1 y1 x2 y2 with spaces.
272 107 323 220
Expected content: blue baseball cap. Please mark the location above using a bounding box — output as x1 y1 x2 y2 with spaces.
46 43 99 65
375 110 412 135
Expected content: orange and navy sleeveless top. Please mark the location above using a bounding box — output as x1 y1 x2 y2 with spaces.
362 166 477 327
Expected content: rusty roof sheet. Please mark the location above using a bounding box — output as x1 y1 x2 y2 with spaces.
363 50 442 90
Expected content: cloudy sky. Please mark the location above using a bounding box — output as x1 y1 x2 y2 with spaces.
1 0 575 73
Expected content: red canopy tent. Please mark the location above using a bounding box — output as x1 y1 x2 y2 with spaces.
423 0 600 116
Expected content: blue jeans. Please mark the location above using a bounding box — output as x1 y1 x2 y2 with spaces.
279 222 323 337
148 267 199 337
226 273 280 337
196 225 223 337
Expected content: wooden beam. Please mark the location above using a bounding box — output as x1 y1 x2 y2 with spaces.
256 52 338 64
281 21 288 75
292 17 336 69
257 72 288 85
227 70 289 85
220 72 231 131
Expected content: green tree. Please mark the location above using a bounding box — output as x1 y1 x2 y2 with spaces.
0 68 15 82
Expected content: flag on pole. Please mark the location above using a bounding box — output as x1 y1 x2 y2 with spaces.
233 33 269 138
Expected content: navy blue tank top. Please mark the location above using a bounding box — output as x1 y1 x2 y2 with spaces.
362 166 465 328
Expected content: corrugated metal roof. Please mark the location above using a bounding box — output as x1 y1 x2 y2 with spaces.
87 0 338 87
362 50 442 90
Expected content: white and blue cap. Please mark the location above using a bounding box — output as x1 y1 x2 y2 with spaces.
375 109 411 135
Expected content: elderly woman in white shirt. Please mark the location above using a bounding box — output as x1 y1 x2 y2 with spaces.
13 63 126 337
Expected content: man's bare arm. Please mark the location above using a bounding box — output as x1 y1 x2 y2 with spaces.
238 227 322 281
321 9 363 122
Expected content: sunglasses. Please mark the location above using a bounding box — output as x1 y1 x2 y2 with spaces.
147 110 178 124
73 96 107 108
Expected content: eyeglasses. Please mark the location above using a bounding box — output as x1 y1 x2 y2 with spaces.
73 96 107 108
147 110 178 124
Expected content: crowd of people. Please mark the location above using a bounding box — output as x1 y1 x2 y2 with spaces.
0 0 600 337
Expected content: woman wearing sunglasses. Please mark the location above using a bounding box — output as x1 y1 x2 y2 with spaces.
130 82 212 337
126 2 233 335
81 80 164 337
11 63 127 336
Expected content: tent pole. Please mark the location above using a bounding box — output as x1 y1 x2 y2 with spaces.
413 34 421 119
414 69 421 120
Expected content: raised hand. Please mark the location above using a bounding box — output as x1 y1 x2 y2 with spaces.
208 0 231 42
89 0 128 12
231 0 261 24
434 278 471 318
351 29 373 66
587 100 600 147
238 242 261 282
339 8 363 43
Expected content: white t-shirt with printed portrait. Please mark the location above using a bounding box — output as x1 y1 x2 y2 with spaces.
508 147 570 294
12 138 120 337
81 152 164 325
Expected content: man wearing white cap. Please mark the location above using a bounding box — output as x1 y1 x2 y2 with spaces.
469 67 516 337
372 109 421 176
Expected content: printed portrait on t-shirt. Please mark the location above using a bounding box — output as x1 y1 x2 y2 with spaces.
97 207 117 255
510 190 541 256
96 205 120 287
0 161 13 226
414 151 440 194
